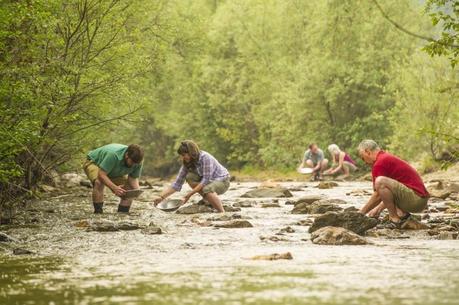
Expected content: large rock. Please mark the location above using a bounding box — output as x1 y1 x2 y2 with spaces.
176 203 213 214
60 173 85 188
0 232 19 243
291 199 346 214
223 205 241 212
311 226 368 245
241 187 293 198
309 211 378 235
213 220 253 228
116 221 140 231
87 220 119 232
293 195 323 206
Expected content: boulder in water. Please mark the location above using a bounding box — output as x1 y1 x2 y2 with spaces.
401 219 429 230
176 203 213 214
316 181 338 189
292 199 345 214
311 226 368 245
293 195 323 206
241 187 293 198
87 220 119 232
309 211 378 235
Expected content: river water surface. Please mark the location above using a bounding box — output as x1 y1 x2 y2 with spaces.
1 181 459 305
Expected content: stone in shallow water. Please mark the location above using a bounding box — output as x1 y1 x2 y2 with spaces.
213 220 253 228
278 226 295 234
247 252 293 260
241 187 293 198
233 201 255 208
259 235 290 242
261 203 281 208
13 248 34 255
87 220 119 232
366 228 409 239
309 211 378 235
311 226 368 245
292 195 324 206
223 205 241 212
176 203 213 214
437 231 459 240
0 232 19 243
292 199 345 215
316 181 339 189
142 223 162 235
207 213 242 221
400 219 429 230
117 221 140 231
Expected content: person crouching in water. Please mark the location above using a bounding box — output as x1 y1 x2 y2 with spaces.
83 143 144 213
324 144 357 178
153 140 230 213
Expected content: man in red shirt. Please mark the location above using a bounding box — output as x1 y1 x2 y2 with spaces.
358 139 429 226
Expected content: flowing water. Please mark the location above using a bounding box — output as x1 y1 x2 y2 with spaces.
1 181 459 305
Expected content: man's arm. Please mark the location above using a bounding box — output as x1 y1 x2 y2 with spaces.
98 169 125 197
153 186 176 205
359 191 381 215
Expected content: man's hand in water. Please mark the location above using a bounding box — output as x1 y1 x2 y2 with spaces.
112 185 126 197
152 197 163 206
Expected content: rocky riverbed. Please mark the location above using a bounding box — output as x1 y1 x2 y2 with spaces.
1 177 459 305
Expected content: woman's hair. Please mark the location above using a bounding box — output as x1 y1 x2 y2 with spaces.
328 144 341 155
177 140 201 167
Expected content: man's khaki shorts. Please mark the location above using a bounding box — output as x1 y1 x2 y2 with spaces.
393 181 428 213
82 159 127 186
186 172 230 195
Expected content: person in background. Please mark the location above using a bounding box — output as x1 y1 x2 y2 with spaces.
324 144 357 178
153 140 230 213
82 143 144 213
357 139 429 227
298 143 329 181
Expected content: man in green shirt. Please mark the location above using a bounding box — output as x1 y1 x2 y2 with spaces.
83 143 144 213
298 143 329 181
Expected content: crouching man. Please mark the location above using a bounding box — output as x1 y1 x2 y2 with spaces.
358 139 429 227
82 143 144 213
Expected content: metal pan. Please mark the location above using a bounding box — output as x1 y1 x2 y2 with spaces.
121 189 144 199
156 199 182 212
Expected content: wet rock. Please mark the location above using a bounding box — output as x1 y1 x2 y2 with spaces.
366 228 409 239
142 223 162 235
241 187 293 198
400 219 429 230
309 211 378 235
343 206 359 212
207 213 242 221
437 231 459 240
292 199 344 215
259 235 289 242
316 181 339 189
295 219 314 226
233 201 255 208
223 205 241 212
261 203 281 208
0 232 19 243
87 220 119 232
79 180 92 188
311 226 368 245
13 248 34 255
176 203 213 214
213 220 253 228
278 226 295 234
116 221 140 231
247 252 293 260
292 195 323 206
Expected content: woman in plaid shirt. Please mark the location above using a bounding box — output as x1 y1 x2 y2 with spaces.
153 140 230 213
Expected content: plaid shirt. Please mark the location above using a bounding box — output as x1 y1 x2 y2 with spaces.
171 151 230 191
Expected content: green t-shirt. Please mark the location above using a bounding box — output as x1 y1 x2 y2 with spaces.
87 144 142 179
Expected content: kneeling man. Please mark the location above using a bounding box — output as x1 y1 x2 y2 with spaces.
358 139 429 226
83 143 144 213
